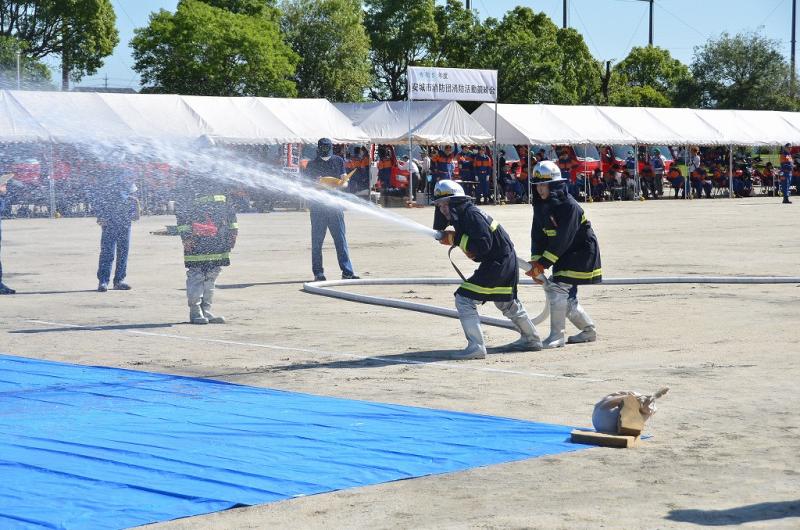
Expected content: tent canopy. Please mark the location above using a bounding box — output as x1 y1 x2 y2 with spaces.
473 103 800 147
336 101 493 145
0 90 370 146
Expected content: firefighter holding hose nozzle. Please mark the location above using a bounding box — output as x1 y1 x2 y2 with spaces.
526 161 601 349
433 180 542 360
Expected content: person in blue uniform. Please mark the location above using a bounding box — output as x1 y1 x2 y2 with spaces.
94 151 139 292
526 161 601 349
0 178 14 294
473 146 493 204
433 180 542 360
304 138 359 281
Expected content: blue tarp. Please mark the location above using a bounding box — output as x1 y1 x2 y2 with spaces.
0 354 588 529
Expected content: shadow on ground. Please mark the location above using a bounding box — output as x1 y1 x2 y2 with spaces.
666 500 800 526
10 323 176 334
268 349 461 372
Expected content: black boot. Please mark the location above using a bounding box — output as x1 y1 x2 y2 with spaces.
0 283 15 295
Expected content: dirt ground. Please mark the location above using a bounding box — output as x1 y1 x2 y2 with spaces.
1 196 799 529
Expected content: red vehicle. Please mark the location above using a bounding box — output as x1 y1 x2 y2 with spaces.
10 158 42 184
373 144 409 190
601 145 674 174
530 145 601 182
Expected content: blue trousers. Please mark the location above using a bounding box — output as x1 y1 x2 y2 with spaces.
0 226 4 284
476 173 490 201
781 178 791 198
310 207 354 277
97 221 131 284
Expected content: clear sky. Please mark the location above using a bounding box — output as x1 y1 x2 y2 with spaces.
67 0 797 90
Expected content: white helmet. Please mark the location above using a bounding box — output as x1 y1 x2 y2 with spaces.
532 160 567 183
433 179 468 203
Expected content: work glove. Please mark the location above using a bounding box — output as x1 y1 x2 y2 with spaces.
525 261 546 284
438 230 456 246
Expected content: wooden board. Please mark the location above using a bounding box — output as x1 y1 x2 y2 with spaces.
571 429 641 448
618 395 646 436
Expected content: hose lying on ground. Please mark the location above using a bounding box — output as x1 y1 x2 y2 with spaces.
303 274 800 329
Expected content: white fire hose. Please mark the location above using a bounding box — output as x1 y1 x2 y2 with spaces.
303 258 800 329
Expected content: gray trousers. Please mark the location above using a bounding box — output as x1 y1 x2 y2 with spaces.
186 266 221 309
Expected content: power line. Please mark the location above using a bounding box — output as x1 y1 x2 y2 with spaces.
655 1 708 40
624 8 648 52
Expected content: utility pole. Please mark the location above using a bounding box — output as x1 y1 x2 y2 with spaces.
563 0 568 29
638 0 654 46
792 0 797 97
465 0 471 9
602 60 612 104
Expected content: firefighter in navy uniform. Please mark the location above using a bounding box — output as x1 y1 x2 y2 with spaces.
346 145 371 197
527 161 601 348
433 180 542 360
175 177 238 324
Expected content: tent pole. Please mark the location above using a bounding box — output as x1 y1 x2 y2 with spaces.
408 99 413 203
634 144 640 200
49 144 56 218
583 144 588 201
493 100 498 205
685 145 689 200
527 146 532 205
728 145 734 199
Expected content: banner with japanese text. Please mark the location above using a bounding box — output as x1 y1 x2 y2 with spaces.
408 66 498 102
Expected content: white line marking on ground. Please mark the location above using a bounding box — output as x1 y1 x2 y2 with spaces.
24 319 607 383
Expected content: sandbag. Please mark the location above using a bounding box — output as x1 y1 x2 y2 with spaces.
592 388 669 434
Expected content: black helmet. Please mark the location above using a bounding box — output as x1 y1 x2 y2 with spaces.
317 137 333 157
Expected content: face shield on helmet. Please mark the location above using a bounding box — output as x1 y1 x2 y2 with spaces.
532 160 567 184
432 179 467 204
317 138 333 159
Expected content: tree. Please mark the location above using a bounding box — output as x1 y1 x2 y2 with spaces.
200 0 276 16
691 32 796 110
281 0 372 101
609 46 691 107
0 35 52 89
0 0 118 90
476 7 599 104
430 0 482 68
364 0 437 100
556 27 602 105
132 0 297 97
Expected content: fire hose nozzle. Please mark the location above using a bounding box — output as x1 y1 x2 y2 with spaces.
434 230 445 241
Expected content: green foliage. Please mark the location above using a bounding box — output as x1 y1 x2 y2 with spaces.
364 0 437 100
132 0 297 96
0 0 119 84
609 46 691 107
199 0 277 16
281 0 372 101
430 0 482 68
0 35 52 88
691 32 797 110
475 7 599 104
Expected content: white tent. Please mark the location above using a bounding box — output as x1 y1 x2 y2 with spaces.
182 95 300 145
0 90 370 146
336 101 493 145
644 107 726 146
98 93 211 140
8 91 136 142
0 90 49 142
257 98 370 144
473 103 800 147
